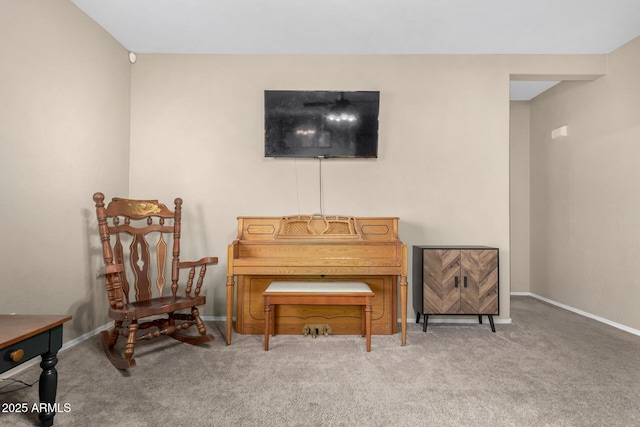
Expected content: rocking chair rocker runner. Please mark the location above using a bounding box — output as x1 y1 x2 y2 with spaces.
93 193 218 369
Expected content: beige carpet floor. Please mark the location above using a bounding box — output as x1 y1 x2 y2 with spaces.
1 296 639 426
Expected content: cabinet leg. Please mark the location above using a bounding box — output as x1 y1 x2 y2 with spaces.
478 315 483 324
488 315 495 332
423 314 428 332
416 312 421 323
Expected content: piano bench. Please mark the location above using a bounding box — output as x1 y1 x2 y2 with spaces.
263 281 375 352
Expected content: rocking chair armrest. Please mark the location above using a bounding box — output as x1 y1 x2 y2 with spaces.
178 257 219 269
104 263 125 275
101 263 126 311
178 257 218 297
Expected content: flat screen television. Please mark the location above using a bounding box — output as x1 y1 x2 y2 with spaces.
264 90 380 158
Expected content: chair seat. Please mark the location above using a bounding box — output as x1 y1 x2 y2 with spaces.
109 295 207 321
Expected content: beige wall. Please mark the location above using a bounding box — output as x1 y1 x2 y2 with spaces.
509 101 531 293
125 53 594 322
0 0 131 340
128 54 604 322
530 37 640 330
128 54 514 320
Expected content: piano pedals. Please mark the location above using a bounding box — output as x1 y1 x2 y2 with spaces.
302 324 331 338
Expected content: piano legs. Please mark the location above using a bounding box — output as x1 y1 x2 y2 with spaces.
226 274 235 345
400 244 408 346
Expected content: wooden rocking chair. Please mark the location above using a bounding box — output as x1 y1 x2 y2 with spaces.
93 192 218 369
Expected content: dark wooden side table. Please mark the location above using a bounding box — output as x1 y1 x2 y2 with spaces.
0 314 72 427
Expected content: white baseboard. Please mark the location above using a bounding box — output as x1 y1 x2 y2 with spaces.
511 292 640 337
61 322 113 351
207 315 514 329
201 316 228 322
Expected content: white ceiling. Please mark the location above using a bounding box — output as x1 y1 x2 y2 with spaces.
71 0 640 100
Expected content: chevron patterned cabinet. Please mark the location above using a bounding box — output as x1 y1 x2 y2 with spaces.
412 246 499 333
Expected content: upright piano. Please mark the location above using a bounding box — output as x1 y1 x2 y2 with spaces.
226 215 408 345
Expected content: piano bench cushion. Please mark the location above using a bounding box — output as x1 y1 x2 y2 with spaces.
265 281 371 293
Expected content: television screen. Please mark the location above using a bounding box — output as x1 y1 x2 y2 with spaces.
265 90 379 158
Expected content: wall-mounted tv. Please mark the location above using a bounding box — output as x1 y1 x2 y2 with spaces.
265 90 380 158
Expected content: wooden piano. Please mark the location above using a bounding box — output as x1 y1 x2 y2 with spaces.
225 215 408 345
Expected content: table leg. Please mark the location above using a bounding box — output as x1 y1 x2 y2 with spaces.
38 351 58 427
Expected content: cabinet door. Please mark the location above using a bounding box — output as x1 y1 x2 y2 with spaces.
460 249 498 314
422 249 461 314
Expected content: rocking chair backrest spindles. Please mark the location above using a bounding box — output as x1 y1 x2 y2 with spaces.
94 193 185 306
